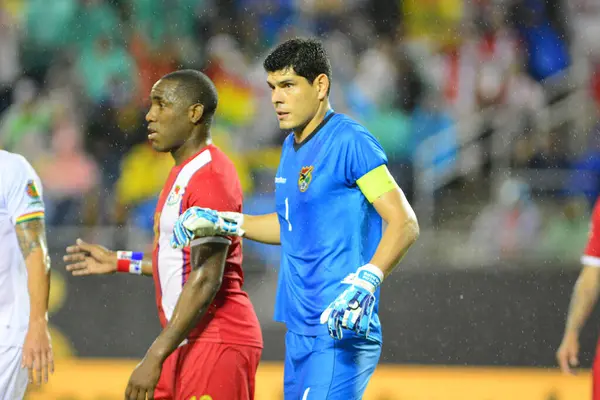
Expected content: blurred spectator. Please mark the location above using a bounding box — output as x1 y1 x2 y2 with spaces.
469 178 541 260
393 46 423 114
0 5 19 114
567 125 600 207
129 33 177 108
75 37 138 105
363 91 412 198
354 37 398 116
536 196 590 260
0 78 53 160
204 34 256 126
73 0 122 51
429 8 520 116
514 0 570 84
36 113 100 225
411 90 458 187
113 141 173 232
21 0 78 82
85 103 134 191
402 0 463 47
526 131 570 170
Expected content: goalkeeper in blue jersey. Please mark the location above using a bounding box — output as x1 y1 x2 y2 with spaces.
171 37 420 399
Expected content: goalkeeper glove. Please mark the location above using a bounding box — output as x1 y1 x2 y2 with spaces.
171 207 244 249
320 264 384 340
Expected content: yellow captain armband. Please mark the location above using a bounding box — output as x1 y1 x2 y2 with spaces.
356 165 399 203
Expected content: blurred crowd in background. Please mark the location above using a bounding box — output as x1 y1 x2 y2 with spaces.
1 0 599 267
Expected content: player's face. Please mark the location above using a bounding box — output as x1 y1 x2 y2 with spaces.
145 79 191 153
267 68 321 131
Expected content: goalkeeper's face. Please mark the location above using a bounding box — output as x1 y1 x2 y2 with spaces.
267 68 324 131
145 79 193 153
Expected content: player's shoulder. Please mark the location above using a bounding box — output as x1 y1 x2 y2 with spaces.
0 151 38 198
0 150 36 183
330 113 379 145
0 150 31 171
331 113 373 138
189 144 238 183
207 144 237 173
185 145 242 208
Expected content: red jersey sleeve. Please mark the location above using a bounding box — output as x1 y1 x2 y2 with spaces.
183 161 243 246
582 199 600 266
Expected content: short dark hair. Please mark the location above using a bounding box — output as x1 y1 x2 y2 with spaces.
161 69 218 123
263 37 332 94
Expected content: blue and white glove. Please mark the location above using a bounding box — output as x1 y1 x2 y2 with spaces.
320 264 384 340
171 207 244 249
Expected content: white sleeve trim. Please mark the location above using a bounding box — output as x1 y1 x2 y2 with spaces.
581 255 600 267
191 236 232 247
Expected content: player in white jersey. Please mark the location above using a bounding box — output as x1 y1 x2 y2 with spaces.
0 150 53 398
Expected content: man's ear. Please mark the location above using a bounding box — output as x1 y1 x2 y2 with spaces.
314 73 330 100
189 103 205 124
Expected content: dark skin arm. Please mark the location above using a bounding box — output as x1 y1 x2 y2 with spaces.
15 218 54 385
124 240 229 400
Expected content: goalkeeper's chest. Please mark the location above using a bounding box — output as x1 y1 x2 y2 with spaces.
275 153 352 218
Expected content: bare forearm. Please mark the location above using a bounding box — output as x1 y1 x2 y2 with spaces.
242 213 281 244
26 249 51 321
564 267 600 336
146 240 227 362
370 218 419 278
141 255 153 276
147 271 220 362
16 219 51 322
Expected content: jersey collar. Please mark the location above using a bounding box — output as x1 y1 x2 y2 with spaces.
174 142 213 169
293 109 335 152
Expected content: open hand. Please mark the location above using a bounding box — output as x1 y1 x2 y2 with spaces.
64 238 117 276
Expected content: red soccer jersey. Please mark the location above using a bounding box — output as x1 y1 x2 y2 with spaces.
583 199 600 267
152 144 262 348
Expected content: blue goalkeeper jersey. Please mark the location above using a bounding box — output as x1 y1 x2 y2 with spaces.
273 110 387 342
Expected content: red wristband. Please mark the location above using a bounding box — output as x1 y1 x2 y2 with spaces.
116 251 143 275
117 258 131 273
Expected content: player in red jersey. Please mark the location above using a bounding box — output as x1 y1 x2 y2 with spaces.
558 198 600 398
63 70 263 400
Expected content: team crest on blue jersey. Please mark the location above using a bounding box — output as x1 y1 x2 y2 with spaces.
298 166 314 192
167 185 183 205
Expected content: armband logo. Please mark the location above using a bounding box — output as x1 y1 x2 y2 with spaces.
298 166 314 193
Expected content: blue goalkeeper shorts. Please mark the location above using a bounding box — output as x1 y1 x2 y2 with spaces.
283 331 381 400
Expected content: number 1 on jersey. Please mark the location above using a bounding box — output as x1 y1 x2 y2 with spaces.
285 197 292 231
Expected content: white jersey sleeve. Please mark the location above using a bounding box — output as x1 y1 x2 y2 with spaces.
1 151 45 225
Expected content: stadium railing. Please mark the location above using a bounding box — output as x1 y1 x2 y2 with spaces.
413 62 594 229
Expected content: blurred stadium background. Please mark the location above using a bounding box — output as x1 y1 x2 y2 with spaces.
1 0 599 398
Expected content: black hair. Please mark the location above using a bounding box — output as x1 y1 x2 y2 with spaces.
161 69 218 123
263 37 332 94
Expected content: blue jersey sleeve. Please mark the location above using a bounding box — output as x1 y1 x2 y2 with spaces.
339 126 388 186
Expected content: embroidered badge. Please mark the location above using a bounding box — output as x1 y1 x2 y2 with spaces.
298 166 314 192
